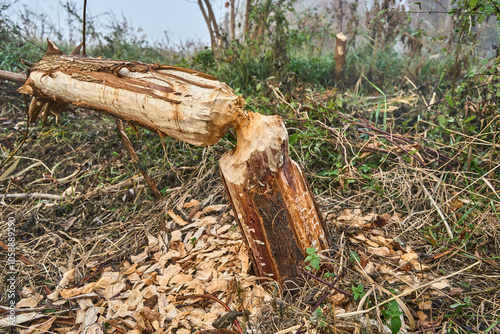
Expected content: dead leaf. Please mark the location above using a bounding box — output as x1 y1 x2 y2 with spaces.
373 213 390 227
17 292 43 309
60 283 95 299
19 317 56 334
360 252 369 268
401 251 419 261
61 217 78 231
367 246 391 256
417 312 444 329
130 251 148 264
168 209 188 226
431 278 450 290
417 301 432 310
183 199 200 208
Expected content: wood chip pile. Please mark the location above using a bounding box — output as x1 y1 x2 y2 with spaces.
8 201 271 334
2 206 475 334
331 209 456 332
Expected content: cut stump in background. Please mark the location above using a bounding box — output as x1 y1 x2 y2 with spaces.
335 32 347 81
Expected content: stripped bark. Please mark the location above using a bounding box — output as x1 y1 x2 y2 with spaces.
18 40 246 147
18 40 330 285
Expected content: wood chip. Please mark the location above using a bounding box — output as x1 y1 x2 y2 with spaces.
168 210 189 226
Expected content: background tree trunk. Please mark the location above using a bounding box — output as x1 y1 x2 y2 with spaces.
244 0 252 36
335 33 347 81
198 0 215 49
230 0 236 41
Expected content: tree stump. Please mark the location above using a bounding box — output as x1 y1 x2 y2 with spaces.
220 112 329 284
335 32 347 81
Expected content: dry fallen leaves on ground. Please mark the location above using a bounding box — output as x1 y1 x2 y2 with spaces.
6 203 271 334
2 207 490 334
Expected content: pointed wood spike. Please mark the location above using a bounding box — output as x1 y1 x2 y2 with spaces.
46 38 63 55
28 97 47 123
21 58 34 68
70 42 84 55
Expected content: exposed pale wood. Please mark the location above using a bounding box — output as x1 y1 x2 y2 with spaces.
18 41 246 147
0 69 27 83
220 112 330 283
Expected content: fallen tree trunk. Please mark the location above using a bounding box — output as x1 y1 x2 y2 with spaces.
18 40 330 284
18 41 245 147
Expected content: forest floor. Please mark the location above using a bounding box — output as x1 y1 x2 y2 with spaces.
0 78 499 334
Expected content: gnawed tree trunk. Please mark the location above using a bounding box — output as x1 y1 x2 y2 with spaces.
18 40 330 285
220 112 329 283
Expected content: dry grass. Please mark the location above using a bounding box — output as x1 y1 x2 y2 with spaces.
1 79 499 333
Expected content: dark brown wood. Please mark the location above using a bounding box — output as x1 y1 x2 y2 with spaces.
220 112 330 284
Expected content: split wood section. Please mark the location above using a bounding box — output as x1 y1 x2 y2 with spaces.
220 112 329 282
18 41 330 284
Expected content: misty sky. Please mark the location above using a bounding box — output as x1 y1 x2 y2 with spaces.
7 0 226 45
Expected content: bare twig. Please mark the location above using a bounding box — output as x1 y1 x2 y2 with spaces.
116 119 161 199
83 176 144 198
1 193 63 200
0 70 27 82
420 177 454 239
